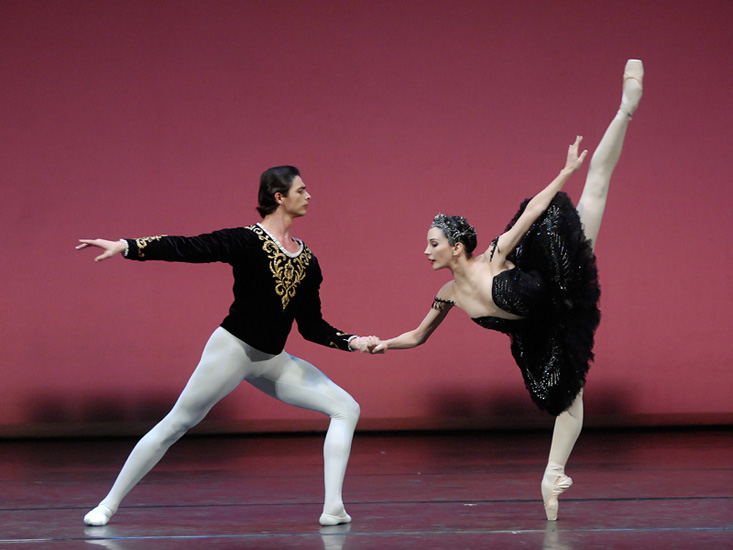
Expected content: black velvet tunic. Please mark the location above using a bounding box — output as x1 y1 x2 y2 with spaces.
124 224 354 355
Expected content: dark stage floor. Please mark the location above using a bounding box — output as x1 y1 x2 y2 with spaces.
1 428 731 549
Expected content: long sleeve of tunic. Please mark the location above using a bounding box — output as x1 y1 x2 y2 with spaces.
123 224 355 354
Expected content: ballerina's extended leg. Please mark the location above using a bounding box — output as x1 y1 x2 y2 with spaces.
577 59 643 247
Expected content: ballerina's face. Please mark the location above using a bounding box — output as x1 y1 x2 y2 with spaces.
425 227 455 269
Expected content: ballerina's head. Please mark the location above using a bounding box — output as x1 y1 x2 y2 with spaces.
426 214 477 267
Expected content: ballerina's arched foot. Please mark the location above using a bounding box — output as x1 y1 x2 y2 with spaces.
319 510 352 526
83 504 115 526
620 59 644 119
541 471 573 521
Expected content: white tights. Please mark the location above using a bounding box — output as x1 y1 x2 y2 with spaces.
91 327 360 521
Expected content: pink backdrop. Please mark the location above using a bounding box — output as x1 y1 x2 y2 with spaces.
2 0 731 436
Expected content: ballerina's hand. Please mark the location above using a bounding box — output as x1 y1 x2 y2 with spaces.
370 341 387 354
563 136 588 173
76 238 126 262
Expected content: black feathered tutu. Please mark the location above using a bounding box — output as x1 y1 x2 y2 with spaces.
472 192 601 416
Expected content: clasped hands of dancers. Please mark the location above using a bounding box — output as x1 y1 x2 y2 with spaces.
77 60 642 526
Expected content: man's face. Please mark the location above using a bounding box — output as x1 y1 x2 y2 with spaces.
279 176 311 217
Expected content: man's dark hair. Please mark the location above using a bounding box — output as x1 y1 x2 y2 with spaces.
256 166 301 217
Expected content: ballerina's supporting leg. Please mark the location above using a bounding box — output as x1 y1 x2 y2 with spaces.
543 59 643 521
543 391 583 521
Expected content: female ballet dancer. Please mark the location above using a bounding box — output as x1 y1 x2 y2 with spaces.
372 60 643 520
77 166 376 527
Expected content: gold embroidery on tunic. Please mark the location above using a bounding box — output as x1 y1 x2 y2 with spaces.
135 235 166 258
251 225 311 310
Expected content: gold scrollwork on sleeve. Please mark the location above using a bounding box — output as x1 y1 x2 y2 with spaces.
134 235 166 258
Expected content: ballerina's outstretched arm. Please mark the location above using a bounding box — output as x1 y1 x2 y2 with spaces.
371 283 454 353
488 137 587 265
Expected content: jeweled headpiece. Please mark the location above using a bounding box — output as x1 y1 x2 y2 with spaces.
431 214 476 247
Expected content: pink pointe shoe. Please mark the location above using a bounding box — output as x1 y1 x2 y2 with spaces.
541 463 573 521
620 59 644 119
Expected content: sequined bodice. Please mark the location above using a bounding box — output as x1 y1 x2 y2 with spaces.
471 267 544 333
471 314 519 334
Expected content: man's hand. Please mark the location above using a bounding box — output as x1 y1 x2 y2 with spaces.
76 238 127 262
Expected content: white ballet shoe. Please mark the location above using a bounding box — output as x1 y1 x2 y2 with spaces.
619 59 644 119
83 504 115 526
541 464 573 521
319 510 352 526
